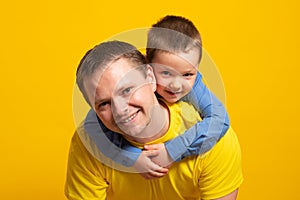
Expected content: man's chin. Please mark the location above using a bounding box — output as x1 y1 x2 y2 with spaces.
119 127 141 137
121 127 153 140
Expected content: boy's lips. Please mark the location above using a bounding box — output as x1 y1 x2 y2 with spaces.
165 90 182 96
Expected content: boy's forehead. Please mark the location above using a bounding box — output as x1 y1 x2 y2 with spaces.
176 48 200 67
156 48 200 66
154 49 200 68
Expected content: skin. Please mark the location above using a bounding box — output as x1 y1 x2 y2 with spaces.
216 189 239 200
83 58 169 143
151 50 199 103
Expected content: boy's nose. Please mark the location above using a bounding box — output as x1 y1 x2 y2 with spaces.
169 77 182 91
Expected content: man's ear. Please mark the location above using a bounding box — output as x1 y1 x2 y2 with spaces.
145 64 157 92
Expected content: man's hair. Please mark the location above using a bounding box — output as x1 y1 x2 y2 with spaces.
76 40 146 105
146 15 202 63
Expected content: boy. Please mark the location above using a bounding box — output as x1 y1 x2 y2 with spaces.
143 15 230 168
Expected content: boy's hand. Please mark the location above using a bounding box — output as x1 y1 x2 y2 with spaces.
133 150 169 179
144 143 174 168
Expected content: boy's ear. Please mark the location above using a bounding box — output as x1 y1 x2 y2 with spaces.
145 64 157 92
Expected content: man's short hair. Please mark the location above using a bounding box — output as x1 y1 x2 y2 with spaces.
76 40 147 105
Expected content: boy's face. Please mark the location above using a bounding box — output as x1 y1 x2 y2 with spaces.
151 50 199 103
83 58 157 139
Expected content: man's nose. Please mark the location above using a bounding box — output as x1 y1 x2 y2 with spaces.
111 97 129 118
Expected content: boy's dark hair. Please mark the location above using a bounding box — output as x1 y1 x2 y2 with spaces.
146 15 202 63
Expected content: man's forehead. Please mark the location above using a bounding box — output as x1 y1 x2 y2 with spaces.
83 69 104 106
84 61 146 104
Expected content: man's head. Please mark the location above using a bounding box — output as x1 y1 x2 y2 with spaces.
76 41 147 105
146 15 202 102
76 41 165 140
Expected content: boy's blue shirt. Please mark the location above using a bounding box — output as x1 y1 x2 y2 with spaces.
84 110 141 167
83 71 229 166
166 71 229 161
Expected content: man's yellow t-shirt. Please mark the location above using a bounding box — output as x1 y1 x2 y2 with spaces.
65 101 243 200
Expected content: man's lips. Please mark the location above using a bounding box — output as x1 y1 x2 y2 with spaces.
116 110 139 124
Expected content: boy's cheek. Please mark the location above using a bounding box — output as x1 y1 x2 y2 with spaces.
156 78 169 88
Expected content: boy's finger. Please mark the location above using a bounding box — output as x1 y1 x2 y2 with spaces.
144 150 159 158
151 164 169 173
149 170 168 178
144 144 159 150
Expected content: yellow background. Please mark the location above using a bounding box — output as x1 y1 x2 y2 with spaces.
1 0 299 199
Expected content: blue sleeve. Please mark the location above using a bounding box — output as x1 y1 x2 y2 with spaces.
83 109 141 167
165 71 230 161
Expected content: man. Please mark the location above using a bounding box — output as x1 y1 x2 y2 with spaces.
65 41 243 200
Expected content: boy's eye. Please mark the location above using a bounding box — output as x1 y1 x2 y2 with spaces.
183 73 194 77
161 71 171 76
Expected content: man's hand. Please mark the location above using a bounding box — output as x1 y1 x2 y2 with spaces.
133 150 169 179
144 143 174 168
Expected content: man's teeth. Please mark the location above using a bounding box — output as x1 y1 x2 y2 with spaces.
123 113 137 123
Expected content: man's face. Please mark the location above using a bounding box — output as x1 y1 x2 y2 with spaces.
151 50 199 103
84 58 157 139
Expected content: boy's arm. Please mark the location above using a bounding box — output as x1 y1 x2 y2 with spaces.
165 71 230 161
84 109 168 178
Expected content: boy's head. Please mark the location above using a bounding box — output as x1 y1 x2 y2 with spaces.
146 15 202 63
146 15 202 102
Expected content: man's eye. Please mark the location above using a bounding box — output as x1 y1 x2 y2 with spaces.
98 102 109 108
122 87 133 95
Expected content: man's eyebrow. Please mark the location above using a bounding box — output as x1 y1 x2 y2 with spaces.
114 82 134 94
94 98 108 106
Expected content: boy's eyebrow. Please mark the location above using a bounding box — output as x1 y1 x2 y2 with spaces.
155 64 196 73
182 68 197 73
151 63 172 69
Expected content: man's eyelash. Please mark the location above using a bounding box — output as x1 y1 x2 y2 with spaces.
98 102 109 108
122 87 133 95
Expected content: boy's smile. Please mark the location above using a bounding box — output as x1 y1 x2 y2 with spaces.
151 50 199 102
